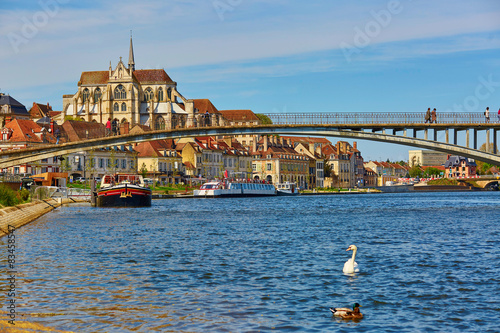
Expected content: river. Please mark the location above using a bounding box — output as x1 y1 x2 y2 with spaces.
1 192 499 332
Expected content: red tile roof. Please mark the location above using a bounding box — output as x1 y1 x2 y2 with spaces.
219 110 260 122
78 71 109 85
193 99 220 114
135 139 177 157
4 118 56 143
62 120 105 141
29 102 53 118
133 69 173 83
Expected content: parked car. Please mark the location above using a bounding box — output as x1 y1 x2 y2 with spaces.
76 177 86 182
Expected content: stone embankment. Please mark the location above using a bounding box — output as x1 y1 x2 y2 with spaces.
0 199 86 237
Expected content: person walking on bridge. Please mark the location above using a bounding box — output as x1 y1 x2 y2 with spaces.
424 108 431 123
498 108 500 122
431 108 437 123
485 107 490 123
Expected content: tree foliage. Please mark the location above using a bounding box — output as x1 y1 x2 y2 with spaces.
408 165 423 178
476 143 497 174
255 114 273 125
324 161 333 177
423 167 442 177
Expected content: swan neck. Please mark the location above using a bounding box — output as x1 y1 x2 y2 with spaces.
351 249 357 262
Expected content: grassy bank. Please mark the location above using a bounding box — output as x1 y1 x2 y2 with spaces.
0 184 30 208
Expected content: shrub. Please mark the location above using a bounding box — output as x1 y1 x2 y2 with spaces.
0 184 20 207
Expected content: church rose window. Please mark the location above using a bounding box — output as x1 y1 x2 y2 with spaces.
114 85 126 99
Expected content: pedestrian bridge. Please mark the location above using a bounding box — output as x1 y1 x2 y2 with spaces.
1 112 499 168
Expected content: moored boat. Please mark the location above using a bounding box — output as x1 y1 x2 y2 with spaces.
95 174 152 207
194 180 276 197
276 182 300 196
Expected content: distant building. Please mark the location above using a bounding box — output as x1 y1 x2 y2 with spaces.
444 155 477 178
0 118 59 175
135 139 184 184
409 150 448 167
252 135 309 187
0 93 30 127
219 109 261 148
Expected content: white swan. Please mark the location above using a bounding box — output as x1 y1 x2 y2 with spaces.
343 245 359 273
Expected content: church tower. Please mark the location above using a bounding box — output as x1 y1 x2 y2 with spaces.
128 33 135 73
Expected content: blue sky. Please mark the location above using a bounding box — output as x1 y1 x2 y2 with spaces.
1 0 499 161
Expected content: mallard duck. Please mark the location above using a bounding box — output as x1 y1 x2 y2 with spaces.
330 303 363 319
343 244 359 274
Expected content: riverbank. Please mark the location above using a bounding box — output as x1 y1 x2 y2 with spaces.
0 198 87 238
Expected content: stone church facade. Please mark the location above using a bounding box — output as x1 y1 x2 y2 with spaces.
61 37 195 130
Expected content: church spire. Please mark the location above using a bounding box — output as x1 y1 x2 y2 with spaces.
128 31 135 73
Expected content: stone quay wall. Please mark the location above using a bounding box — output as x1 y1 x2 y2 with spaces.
0 199 85 237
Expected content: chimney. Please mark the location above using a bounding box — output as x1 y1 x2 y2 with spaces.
316 144 322 156
353 141 357 150
263 136 268 151
50 120 54 134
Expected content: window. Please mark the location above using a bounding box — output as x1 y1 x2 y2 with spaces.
144 88 154 102
114 85 126 99
158 88 163 102
122 159 126 169
267 163 272 171
155 116 165 130
99 158 104 168
252 164 256 171
113 103 119 112
121 103 127 112
82 88 90 103
107 159 110 168
94 88 102 102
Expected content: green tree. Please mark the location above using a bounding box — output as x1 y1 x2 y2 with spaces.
255 114 273 125
324 161 333 177
108 148 118 174
140 163 148 178
409 165 423 178
423 167 442 177
476 143 496 175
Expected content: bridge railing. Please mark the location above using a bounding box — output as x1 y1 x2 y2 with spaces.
263 112 487 125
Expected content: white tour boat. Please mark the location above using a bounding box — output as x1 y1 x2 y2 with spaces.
276 182 300 196
194 180 276 197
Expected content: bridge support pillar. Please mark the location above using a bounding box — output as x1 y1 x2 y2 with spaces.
424 129 428 140
445 129 449 143
486 129 490 153
494 130 497 154
466 129 470 148
474 129 478 149
454 129 458 145
434 129 437 141
403 129 407 137
413 129 417 138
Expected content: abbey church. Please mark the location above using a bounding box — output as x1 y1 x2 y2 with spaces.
61 37 195 130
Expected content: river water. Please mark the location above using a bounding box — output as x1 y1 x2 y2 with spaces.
1 192 499 332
